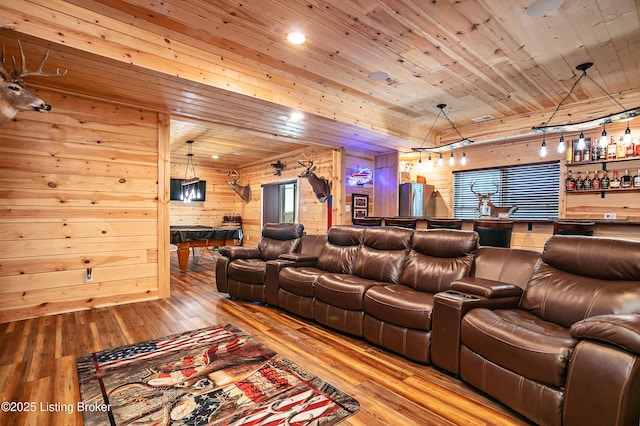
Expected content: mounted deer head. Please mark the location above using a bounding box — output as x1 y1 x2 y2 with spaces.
470 181 518 218
298 154 331 203
0 40 67 126
227 170 251 203
470 181 499 218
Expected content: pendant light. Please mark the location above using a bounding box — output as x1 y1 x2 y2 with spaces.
623 122 632 146
412 104 473 167
182 140 200 203
599 124 608 148
557 134 566 153
532 62 638 152
540 134 548 157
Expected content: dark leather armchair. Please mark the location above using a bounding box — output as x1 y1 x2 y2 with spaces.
216 223 304 303
458 235 640 426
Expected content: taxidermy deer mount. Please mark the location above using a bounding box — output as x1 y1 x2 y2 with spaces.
0 39 67 126
227 170 251 203
298 154 331 203
470 181 518 219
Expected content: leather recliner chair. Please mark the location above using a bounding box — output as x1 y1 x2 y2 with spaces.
458 235 640 426
362 229 479 363
216 223 304 303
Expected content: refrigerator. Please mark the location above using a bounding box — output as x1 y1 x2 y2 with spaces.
399 183 435 217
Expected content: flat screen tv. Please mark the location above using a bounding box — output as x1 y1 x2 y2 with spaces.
170 178 206 202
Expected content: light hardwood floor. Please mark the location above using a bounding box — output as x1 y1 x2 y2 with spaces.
0 253 532 425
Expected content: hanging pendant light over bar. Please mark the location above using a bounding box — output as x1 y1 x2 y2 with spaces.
532 62 639 134
412 104 473 167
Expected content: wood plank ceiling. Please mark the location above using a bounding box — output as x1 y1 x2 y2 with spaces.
1 0 639 168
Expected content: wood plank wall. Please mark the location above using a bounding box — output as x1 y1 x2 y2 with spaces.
0 88 163 322
228 148 340 245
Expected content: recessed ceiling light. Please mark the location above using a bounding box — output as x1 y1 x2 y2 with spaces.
211 155 219 159
369 71 390 81
525 0 564 17
287 32 307 45
290 111 304 120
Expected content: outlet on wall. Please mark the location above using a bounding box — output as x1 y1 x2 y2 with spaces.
604 212 617 219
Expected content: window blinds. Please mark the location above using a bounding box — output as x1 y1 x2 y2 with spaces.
453 162 560 219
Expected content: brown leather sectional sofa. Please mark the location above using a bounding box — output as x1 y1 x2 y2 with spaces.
216 224 640 426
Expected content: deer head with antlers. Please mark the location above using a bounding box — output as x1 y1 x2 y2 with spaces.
0 40 67 126
470 181 518 219
298 154 331 203
470 181 499 218
227 170 252 203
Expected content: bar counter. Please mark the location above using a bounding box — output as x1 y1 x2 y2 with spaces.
375 217 640 252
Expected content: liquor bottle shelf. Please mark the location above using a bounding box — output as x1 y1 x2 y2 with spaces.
566 187 640 194
566 156 640 167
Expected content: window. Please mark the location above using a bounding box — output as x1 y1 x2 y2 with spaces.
453 162 560 219
280 182 297 223
261 181 298 225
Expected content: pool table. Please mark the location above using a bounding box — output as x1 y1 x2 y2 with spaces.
170 226 242 271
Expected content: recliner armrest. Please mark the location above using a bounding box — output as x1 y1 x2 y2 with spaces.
279 253 319 263
570 313 640 355
219 246 260 260
451 277 524 299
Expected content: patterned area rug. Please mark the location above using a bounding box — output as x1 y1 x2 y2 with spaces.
77 324 360 425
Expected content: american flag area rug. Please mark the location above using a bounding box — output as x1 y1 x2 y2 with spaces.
76 324 360 425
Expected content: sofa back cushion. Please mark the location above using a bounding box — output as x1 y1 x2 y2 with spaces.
298 233 328 257
472 246 541 288
258 223 305 260
520 235 640 328
352 227 413 283
316 225 364 273
399 229 479 292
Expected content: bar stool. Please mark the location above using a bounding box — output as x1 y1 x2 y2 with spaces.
553 221 595 236
384 218 418 229
352 217 383 226
473 220 514 248
427 218 463 230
